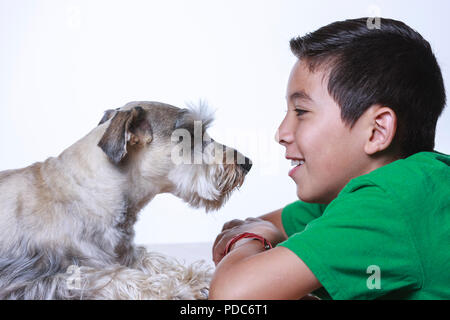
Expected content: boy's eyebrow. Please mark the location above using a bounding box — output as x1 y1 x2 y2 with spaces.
287 90 314 104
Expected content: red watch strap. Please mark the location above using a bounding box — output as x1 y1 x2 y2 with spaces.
224 232 273 256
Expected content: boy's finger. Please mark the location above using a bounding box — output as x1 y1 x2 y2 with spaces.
221 219 244 231
212 242 226 265
212 231 230 261
212 250 224 266
212 229 239 264
212 231 226 251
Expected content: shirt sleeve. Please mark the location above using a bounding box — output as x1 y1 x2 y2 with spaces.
277 184 423 300
281 201 328 237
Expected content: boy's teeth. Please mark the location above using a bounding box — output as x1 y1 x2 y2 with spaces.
291 160 305 166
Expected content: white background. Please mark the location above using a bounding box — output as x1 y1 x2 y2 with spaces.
1 0 449 245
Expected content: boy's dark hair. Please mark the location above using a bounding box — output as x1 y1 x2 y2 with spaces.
290 17 446 158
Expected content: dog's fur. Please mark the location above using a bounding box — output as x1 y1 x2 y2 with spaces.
0 101 251 299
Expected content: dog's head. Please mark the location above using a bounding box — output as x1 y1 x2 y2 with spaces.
97 101 251 211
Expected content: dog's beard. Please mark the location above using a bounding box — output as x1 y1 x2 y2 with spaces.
169 163 246 212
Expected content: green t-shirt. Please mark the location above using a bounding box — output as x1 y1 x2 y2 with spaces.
278 151 450 300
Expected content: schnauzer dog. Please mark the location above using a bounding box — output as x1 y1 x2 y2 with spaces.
0 101 251 299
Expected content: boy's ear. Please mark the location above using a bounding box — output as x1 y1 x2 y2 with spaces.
364 106 397 155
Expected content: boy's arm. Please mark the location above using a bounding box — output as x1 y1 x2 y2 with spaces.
209 239 321 299
258 208 288 238
210 206 323 299
212 209 287 265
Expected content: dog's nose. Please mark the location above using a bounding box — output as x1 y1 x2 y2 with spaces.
239 157 252 173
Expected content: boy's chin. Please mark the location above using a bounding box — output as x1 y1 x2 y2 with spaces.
296 186 313 203
297 186 327 204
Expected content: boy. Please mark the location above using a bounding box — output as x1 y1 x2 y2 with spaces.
209 17 449 300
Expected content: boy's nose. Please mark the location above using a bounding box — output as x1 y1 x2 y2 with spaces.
276 117 295 146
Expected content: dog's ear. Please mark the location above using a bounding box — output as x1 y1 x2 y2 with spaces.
98 106 153 164
97 109 118 126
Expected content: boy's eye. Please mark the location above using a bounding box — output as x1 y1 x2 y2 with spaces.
294 108 308 117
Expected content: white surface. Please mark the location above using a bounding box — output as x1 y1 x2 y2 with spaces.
1 1 449 244
146 242 214 268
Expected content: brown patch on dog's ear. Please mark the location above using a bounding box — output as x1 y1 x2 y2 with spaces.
98 106 153 164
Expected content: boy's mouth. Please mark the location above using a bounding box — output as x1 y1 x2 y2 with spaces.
289 159 305 177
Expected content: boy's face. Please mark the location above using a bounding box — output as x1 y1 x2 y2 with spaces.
278 60 372 204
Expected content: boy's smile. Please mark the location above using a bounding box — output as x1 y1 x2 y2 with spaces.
277 60 381 204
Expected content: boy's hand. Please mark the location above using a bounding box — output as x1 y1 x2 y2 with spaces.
212 217 286 265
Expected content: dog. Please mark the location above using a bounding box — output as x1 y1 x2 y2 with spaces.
0 101 251 299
